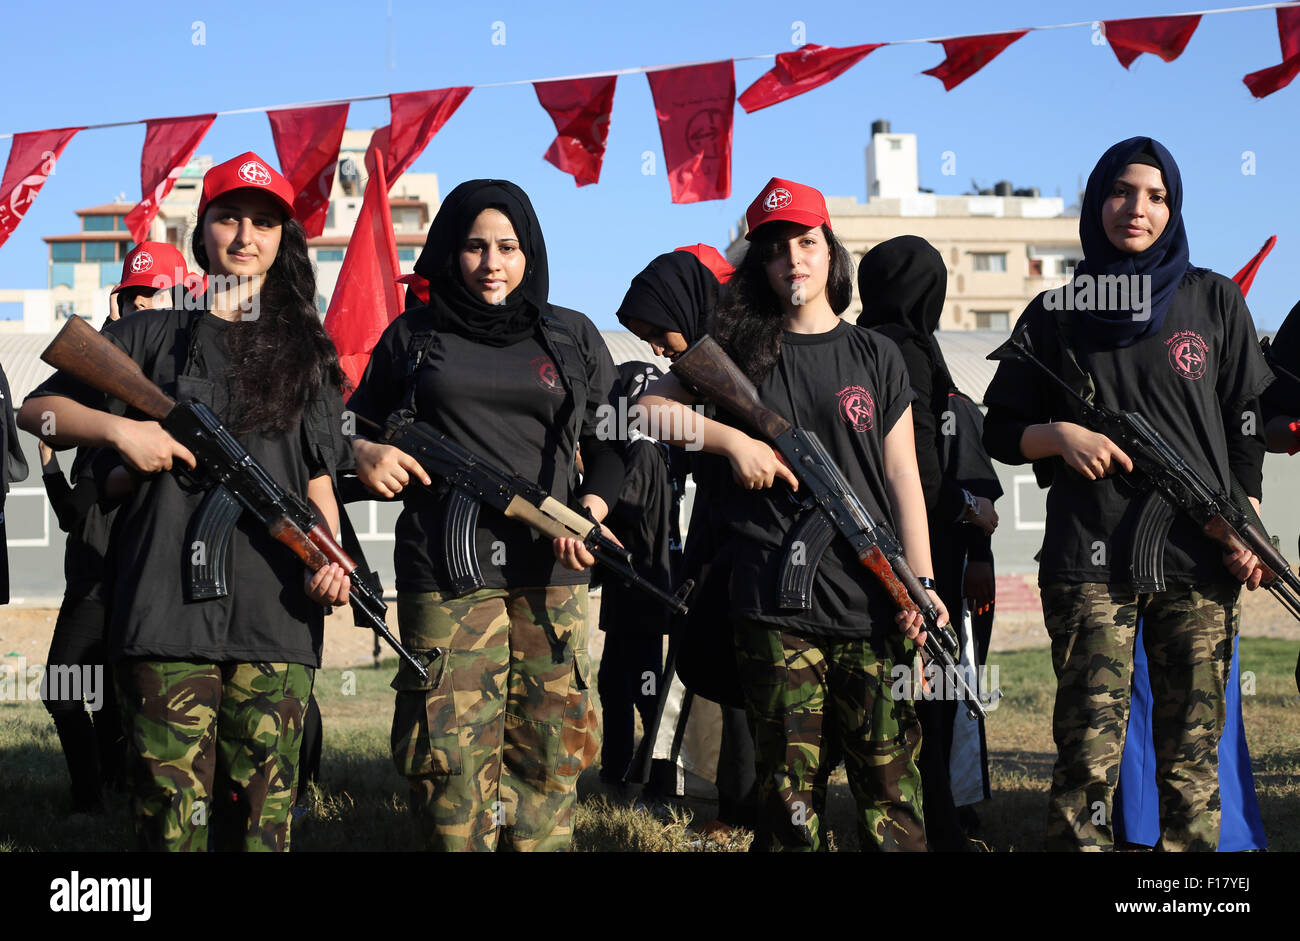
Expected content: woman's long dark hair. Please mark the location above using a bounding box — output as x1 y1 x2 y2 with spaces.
192 216 346 435
713 223 853 385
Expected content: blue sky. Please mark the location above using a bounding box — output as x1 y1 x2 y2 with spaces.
2 0 1298 330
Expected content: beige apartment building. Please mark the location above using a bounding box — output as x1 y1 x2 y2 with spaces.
1 130 438 332
728 121 1083 331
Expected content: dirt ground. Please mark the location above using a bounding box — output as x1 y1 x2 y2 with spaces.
3 579 1297 670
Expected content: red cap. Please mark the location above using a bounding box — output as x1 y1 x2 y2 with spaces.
112 242 192 294
744 177 831 240
196 151 296 222
673 243 735 284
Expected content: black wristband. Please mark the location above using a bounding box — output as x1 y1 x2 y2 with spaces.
917 575 937 591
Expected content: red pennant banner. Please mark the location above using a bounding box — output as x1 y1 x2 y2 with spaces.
267 104 349 238
0 127 81 251
647 61 735 204
1244 8 1300 98
923 31 1028 90
124 114 215 243
388 87 472 180
739 42 881 113
1103 14 1201 69
534 76 617 186
325 88 468 388
1231 235 1276 297
395 272 429 306
324 128 402 390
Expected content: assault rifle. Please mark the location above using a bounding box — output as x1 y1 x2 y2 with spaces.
670 337 988 720
989 319 1300 621
356 413 693 615
40 316 429 683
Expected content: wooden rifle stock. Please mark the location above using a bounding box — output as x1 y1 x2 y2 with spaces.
671 337 792 441
40 315 176 421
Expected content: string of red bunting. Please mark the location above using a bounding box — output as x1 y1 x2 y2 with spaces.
1 4 1297 386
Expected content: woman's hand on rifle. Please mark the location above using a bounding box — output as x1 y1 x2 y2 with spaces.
353 438 430 497
107 418 197 474
724 431 799 491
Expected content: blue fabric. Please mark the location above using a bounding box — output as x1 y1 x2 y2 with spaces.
1074 137 1191 348
1113 621 1266 850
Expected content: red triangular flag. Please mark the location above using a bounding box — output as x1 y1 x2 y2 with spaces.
739 43 881 113
534 76 617 186
325 89 468 389
1232 235 1276 297
1243 8 1300 98
0 127 81 250
267 104 349 238
124 114 216 243
324 128 402 390
388 87 472 180
395 272 429 306
1103 15 1201 70
647 61 735 204
923 31 1028 91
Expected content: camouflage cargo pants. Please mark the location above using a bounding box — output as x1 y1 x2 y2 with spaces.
734 620 925 852
391 585 594 852
114 660 314 852
1041 581 1238 852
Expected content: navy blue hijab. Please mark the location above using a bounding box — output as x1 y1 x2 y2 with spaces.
1074 137 1191 348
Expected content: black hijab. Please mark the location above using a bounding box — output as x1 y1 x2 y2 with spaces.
615 250 724 345
1074 136 1191 348
412 179 549 347
857 235 954 389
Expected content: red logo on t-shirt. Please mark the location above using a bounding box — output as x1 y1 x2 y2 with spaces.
837 385 875 432
1166 330 1209 380
532 356 564 395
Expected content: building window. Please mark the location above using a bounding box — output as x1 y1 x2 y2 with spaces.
397 248 416 261
326 204 335 230
84 216 113 232
55 301 78 320
971 252 1007 273
52 243 82 262
101 265 120 288
889 138 902 150
316 249 345 262
84 241 117 262
317 294 328 314
115 215 128 231
50 263 76 289
394 207 423 231
0 301 22 322
973 311 1010 330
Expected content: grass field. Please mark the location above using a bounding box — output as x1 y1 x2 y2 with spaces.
1 638 1296 852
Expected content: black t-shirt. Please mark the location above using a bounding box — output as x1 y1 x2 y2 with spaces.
43 448 118 602
721 321 914 639
346 305 618 592
1262 298 1300 423
983 270 1272 587
28 308 353 666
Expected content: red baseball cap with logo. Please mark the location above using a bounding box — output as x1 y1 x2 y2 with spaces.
744 177 831 240
673 243 735 284
196 151 296 222
111 241 192 294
